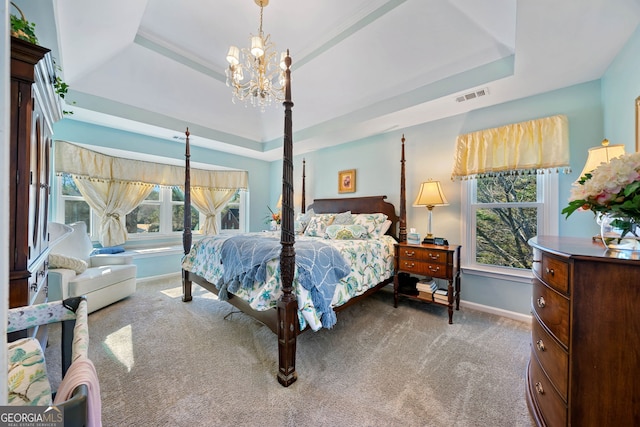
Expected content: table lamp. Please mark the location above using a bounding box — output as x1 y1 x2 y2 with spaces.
413 180 449 243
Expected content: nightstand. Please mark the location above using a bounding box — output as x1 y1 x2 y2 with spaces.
393 242 461 324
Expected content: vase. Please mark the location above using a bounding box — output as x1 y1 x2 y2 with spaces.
599 214 640 251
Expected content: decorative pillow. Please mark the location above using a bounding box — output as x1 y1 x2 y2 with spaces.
304 214 334 237
332 211 353 225
377 219 393 237
7 338 52 406
353 213 388 237
325 224 368 240
294 211 313 235
48 254 88 274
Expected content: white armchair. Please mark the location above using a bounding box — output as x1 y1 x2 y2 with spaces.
48 221 137 313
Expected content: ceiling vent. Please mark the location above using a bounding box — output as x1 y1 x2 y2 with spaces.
455 87 489 103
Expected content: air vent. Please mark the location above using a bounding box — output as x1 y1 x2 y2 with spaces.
455 87 489 103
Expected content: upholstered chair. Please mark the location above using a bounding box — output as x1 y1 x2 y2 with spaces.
48 221 137 313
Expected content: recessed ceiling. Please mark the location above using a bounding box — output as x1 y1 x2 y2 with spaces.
14 0 640 161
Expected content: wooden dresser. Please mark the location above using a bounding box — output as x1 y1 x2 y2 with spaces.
9 37 62 340
527 236 640 426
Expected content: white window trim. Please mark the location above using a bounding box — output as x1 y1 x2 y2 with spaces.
55 175 247 241
460 173 558 281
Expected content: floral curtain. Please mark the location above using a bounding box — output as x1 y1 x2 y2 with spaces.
190 188 237 235
74 179 154 247
451 114 570 179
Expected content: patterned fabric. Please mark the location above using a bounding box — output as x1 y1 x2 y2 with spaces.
294 211 313 235
8 338 52 406
304 214 335 237
49 253 88 274
182 231 396 331
325 224 368 240
353 213 388 237
7 302 78 333
332 211 353 225
72 300 90 361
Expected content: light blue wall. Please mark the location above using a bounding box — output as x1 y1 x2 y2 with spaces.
271 81 604 315
602 24 640 152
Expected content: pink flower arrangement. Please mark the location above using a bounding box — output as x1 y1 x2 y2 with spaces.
563 151 640 221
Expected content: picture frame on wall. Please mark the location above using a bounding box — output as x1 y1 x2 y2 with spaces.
338 169 356 193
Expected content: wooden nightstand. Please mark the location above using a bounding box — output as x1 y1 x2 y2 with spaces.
393 242 461 324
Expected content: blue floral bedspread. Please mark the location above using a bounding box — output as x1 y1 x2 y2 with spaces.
181 231 396 331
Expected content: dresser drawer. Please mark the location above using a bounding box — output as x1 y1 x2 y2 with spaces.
531 316 568 400
532 279 569 348
541 254 569 294
397 259 448 279
529 354 567 427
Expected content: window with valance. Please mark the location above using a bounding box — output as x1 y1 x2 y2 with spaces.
55 141 248 246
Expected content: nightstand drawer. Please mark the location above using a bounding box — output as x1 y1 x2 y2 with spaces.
529 354 567 427
532 279 569 348
398 259 448 278
531 316 568 400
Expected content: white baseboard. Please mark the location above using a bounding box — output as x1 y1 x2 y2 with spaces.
136 271 181 284
459 300 532 324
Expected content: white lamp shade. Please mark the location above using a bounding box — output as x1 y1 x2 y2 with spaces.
250 36 265 57
413 181 449 208
226 46 240 65
580 139 626 177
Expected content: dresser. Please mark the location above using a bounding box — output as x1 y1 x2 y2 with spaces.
9 37 62 340
393 242 461 324
527 236 640 426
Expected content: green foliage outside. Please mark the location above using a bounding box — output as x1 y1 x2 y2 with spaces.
475 175 537 269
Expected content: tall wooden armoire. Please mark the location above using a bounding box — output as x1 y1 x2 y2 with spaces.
9 37 62 340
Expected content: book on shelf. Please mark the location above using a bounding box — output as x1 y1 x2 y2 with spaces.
418 291 433 301
416 280 436 293
433 288 449 304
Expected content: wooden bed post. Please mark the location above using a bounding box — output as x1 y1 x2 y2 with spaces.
182 128 193 302
399 135 407 243
277 50 298 387
301 158 306 214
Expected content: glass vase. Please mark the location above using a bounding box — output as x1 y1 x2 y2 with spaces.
599 214 640 251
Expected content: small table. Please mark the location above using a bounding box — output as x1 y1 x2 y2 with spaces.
393 242 461 324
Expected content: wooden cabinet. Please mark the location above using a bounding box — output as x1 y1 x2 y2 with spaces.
527 236 640 426
393 242 461 324
9 37 62 340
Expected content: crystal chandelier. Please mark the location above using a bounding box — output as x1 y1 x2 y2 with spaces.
225 0 286 110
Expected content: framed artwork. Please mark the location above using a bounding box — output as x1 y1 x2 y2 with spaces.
338 169 356 193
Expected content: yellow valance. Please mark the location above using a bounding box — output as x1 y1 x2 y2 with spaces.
55 141 248 190
451 114 570 179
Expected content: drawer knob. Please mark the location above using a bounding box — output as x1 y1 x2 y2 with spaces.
536 296 546 308
403 262 415 269
428 266 440 273
428 253 439 260
404 251 416 257
545 267 555 276
536 339 546 352
535 382 545 395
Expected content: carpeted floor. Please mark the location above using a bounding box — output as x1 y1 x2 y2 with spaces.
46 274 535 426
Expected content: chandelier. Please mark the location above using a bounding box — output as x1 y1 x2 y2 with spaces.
225 0 286 110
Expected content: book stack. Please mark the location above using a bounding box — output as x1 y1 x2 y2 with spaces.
416 278 437 300
433 288 449 304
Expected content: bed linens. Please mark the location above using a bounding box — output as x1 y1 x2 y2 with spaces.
182 231 396 331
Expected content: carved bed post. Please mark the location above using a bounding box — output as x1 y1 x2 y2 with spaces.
301 158 306 214
399 134 407 243
182 128 193 302
277 50 298 387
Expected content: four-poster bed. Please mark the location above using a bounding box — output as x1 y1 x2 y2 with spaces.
181 53 408 386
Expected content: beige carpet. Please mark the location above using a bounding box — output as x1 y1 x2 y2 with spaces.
46 274 535 427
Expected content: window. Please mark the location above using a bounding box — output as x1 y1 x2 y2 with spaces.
461 173 558 279
56 174 245 239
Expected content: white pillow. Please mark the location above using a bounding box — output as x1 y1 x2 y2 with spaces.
48 254 88 274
